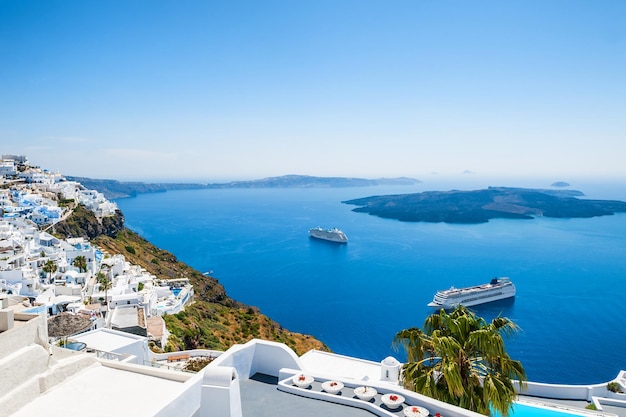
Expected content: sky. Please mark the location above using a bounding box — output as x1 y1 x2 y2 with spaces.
1 0 625 182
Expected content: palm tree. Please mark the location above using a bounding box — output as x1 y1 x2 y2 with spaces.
96 271 111 305
42 259 57 283
393 306 526 417
73 255 87 273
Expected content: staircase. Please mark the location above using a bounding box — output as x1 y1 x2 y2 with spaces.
0 313 98 417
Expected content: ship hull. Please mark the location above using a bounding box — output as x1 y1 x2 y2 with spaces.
427 278 515 309
309 227 348 243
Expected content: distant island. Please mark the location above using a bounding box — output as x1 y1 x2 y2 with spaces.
67 175 421 199
551 181 571 187
343 187 626 224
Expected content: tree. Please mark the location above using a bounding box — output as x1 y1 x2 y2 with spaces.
96 272 111 305
393 306 526 417
42 259 57 283
73 255 87 273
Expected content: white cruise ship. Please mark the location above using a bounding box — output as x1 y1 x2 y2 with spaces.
427 277 515 309
309 227 348 243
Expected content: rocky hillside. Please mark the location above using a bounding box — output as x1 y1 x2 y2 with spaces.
53 205 328 355
53 204 125 240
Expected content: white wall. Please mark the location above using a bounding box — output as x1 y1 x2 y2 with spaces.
252 341 302 377
0 313 46 361
515 378 621 401
149 370 204 417
210 339 304 381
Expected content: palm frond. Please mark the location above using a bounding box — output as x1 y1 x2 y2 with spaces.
394 305 526 415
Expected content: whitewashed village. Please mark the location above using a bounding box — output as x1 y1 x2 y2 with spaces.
0 155 193 348
1 155 625 417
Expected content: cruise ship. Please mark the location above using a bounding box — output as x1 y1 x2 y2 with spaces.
427 277 515 309
309 227 348 243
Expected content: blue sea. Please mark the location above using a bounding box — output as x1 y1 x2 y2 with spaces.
115 178 626 385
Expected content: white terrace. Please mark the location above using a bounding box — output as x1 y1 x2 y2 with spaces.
1 307 624 417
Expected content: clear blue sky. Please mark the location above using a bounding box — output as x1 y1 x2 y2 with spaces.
1 1 625 181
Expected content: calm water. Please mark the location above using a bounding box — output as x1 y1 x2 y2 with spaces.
496 403 585 417
116 179 626 384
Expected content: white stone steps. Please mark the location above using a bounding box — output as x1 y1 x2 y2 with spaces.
0 345 98 417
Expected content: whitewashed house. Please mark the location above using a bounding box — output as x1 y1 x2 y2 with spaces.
1 154 28 164
63 238 99 274
18 169 54 185
76 188 118 217
0 160 17 177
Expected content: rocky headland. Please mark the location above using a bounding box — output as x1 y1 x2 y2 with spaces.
67 174 421 199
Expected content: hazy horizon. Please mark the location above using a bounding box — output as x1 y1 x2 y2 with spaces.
2 1 625 181
55 170 626 203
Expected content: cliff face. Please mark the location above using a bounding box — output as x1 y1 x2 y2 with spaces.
52 204 124 240
53 207 328 355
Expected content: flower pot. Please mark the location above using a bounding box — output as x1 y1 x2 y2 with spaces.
354 386 377 401
321 380 344 394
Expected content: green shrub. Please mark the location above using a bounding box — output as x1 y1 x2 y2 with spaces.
183 357 214 372
607 382 622 393
125 245 136 254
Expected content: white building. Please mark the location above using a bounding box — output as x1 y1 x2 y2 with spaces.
1 154 28 164
0 160 17 177
63 238 99 275
76 188 118 217
17 167 56 185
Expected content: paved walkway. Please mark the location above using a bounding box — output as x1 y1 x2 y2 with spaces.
240 374 375 417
